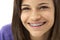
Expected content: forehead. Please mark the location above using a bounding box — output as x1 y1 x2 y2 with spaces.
22 0 53 4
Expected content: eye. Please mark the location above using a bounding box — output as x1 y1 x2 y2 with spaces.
21 7 30 11
38 6 49 10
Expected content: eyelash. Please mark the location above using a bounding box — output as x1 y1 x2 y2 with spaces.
38 6 49 10
22 7 30 10
22 6 49 11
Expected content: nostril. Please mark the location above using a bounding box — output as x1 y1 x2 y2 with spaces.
30 15 41 21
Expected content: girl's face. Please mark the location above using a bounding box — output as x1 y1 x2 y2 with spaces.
21 0 54 37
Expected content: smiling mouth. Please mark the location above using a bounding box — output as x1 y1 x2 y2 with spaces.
28 21 47 27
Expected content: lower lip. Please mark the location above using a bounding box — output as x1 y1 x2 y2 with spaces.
30 26 41 28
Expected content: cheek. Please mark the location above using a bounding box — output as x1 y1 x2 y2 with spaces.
42 11 54 27
41 11 54 20
21 13 30 23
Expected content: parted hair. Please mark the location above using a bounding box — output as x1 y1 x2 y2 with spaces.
12 0 60 40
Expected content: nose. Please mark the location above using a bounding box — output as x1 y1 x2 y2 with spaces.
30 10 41 21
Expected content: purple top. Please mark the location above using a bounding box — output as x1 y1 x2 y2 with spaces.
0 24 14 40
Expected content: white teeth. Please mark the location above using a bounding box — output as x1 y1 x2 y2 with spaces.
29 23 44 27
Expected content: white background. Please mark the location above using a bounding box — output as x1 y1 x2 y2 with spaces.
0 0 14 29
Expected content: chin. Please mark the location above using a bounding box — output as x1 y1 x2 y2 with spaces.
30 31 45 37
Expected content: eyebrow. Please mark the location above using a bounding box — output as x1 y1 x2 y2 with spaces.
21 4 29 6
21 3 48 6
38 3 48 6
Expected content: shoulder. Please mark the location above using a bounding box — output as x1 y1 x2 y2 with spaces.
1 24 11 32
1 24 12 35
0 24 14 40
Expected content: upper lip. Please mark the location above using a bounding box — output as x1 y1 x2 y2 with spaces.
28 21 47 24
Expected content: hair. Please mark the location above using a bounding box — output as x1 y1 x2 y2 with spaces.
12 0 60 40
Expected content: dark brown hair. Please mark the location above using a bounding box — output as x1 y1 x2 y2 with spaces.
12 0 60 40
